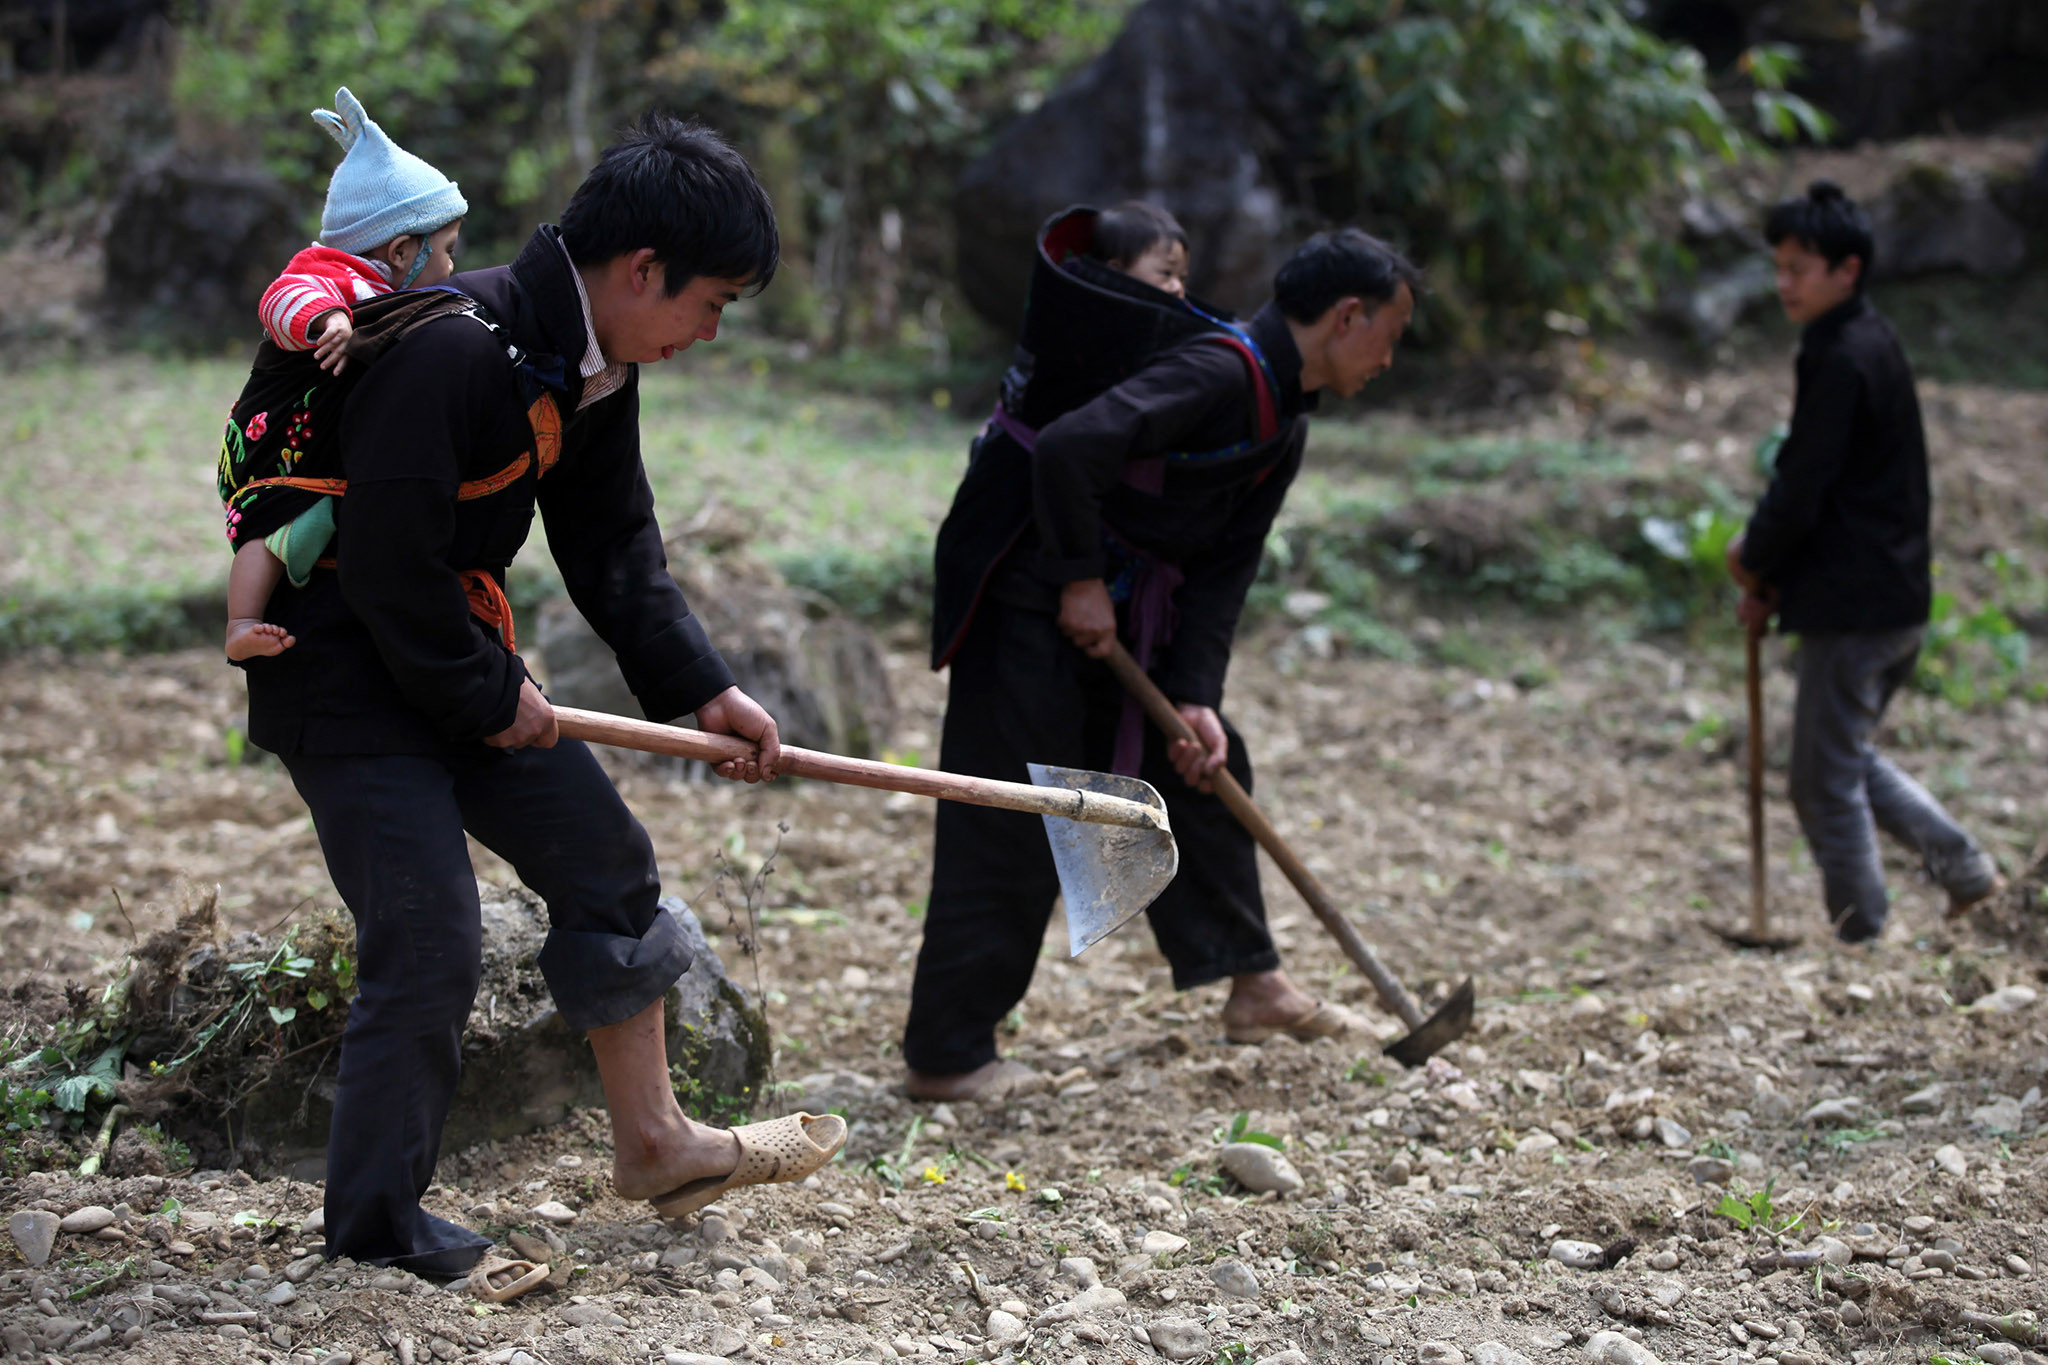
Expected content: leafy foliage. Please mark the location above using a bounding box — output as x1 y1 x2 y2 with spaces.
1306 0 1746 338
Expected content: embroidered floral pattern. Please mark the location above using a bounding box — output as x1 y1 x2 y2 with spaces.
244 411 269 442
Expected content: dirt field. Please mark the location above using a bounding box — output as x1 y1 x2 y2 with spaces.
4 587 2046 1365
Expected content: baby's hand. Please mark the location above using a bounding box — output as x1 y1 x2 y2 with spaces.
314 311 354 373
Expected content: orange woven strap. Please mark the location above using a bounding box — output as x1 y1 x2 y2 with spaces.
460 568 516 653
307 560 515 653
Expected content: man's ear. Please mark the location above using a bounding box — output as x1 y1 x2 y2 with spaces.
627 248 665 296
1838 254 1864 288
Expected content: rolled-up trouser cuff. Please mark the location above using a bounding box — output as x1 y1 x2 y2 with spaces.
539 904 693 1032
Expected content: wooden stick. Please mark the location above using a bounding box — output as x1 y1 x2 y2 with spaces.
1746 622 1770 939
553 707 1166 833
1100 644 1427 1031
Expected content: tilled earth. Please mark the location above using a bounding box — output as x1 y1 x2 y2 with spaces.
3 605 2045 1365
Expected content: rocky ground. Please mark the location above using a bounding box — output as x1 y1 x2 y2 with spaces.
3 599 2046 1365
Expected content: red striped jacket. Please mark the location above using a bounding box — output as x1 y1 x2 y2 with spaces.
258 246 393 349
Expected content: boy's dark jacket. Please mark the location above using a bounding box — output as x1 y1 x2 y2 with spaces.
1740 293 1931 633
930 302 1310 709
240 225 734 756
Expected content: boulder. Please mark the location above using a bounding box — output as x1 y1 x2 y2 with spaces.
102 157 300 346
1869 161 2028 277
954 0 1321 328
1645 0 2048 140
536 546 895 761
151 887 766 1172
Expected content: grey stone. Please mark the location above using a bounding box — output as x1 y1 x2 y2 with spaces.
1647 1250 1679 1271
1808 1236 1854 1266
558 1303 626 1329
7 1210 57 1268
283 1254 324 1283
985 1309 1025 1346
1934 1144 1969 1177
1584 1331 1663 1365
1687 1155 1734 1185
263 1283 299 1307
1472 1346 1534 1365
1978 1346 2022 1365
953 0 1321 326
1418 1344 1465 1365
1207 1259 1260 1299
1803 1097 1864 1126
1147 1318 1211 1361
1972 1096 2026 1133
706 1325 746 1356
1059 1256 1100 1288
1901 1084 1946 1114
1219 1142 1304 1195
1253 1353 1310 1365
1652 1117 1691 1149
1550 1240 1606 1270
1140 1230 1188 1256
664 1355 729 1365
58 1206 116 1235
1033 1284 1126 1326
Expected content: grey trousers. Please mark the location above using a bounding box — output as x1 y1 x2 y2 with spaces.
1789 628 1996 940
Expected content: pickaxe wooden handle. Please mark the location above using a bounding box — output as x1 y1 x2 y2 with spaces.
1101 642 1468 1055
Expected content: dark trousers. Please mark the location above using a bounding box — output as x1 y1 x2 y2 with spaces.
284 740 690 1275
903 601 1278 1076
1789 629 1995 940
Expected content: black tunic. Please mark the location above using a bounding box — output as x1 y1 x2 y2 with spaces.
1740 294 1933 634
240 226 735 755
931 302 1312 708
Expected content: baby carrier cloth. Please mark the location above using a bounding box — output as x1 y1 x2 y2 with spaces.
217 288 564 648
931 205 1283 774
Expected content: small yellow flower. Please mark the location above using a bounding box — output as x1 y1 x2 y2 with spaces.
922 1165 947 1185
1005 1171 1027 1192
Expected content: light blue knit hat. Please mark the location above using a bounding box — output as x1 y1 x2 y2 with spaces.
312 88 469 257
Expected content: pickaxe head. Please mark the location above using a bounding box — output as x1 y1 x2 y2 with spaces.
1026 762 1178 955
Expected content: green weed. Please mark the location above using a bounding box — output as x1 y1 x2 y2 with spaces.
1215 1112 1283 1150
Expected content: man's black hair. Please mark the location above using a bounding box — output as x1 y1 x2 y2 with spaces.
560 112 779 296
1089 201 1189 266
1272 228 1422 323
1764 179 1873 288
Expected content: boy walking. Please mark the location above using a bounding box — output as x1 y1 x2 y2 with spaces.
1728 180 2001 943
910 229 1419 1099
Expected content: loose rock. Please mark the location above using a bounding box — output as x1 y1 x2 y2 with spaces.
1418 1343 1466 1365
58 1206 116 1234
1584 1330 1663 1365
1147 1318 1211 1361
1219 1142 1304 1195
985 1309 1024 1346
1208 1259 1260 1299
1652 1117 1691 1149
1803 1097 1863 1126
7 1210 58 1268
1140 1230 1188 1256
1472 1346 1535 1365
532 1201 578 1225
1934 1144 1969 1177
1550 1239 1606 1270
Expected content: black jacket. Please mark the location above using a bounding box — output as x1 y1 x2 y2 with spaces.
1740 294 1932 633
931 302 1310 708
241 226 734 755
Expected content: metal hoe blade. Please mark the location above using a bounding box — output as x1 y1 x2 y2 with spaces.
1027 763 1179 955
1382 977 1476 1068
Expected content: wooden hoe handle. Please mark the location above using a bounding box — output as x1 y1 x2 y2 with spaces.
1100 644 1428 1031
553 706 1165 832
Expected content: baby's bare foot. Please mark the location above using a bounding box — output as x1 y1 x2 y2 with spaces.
225 620 296 661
